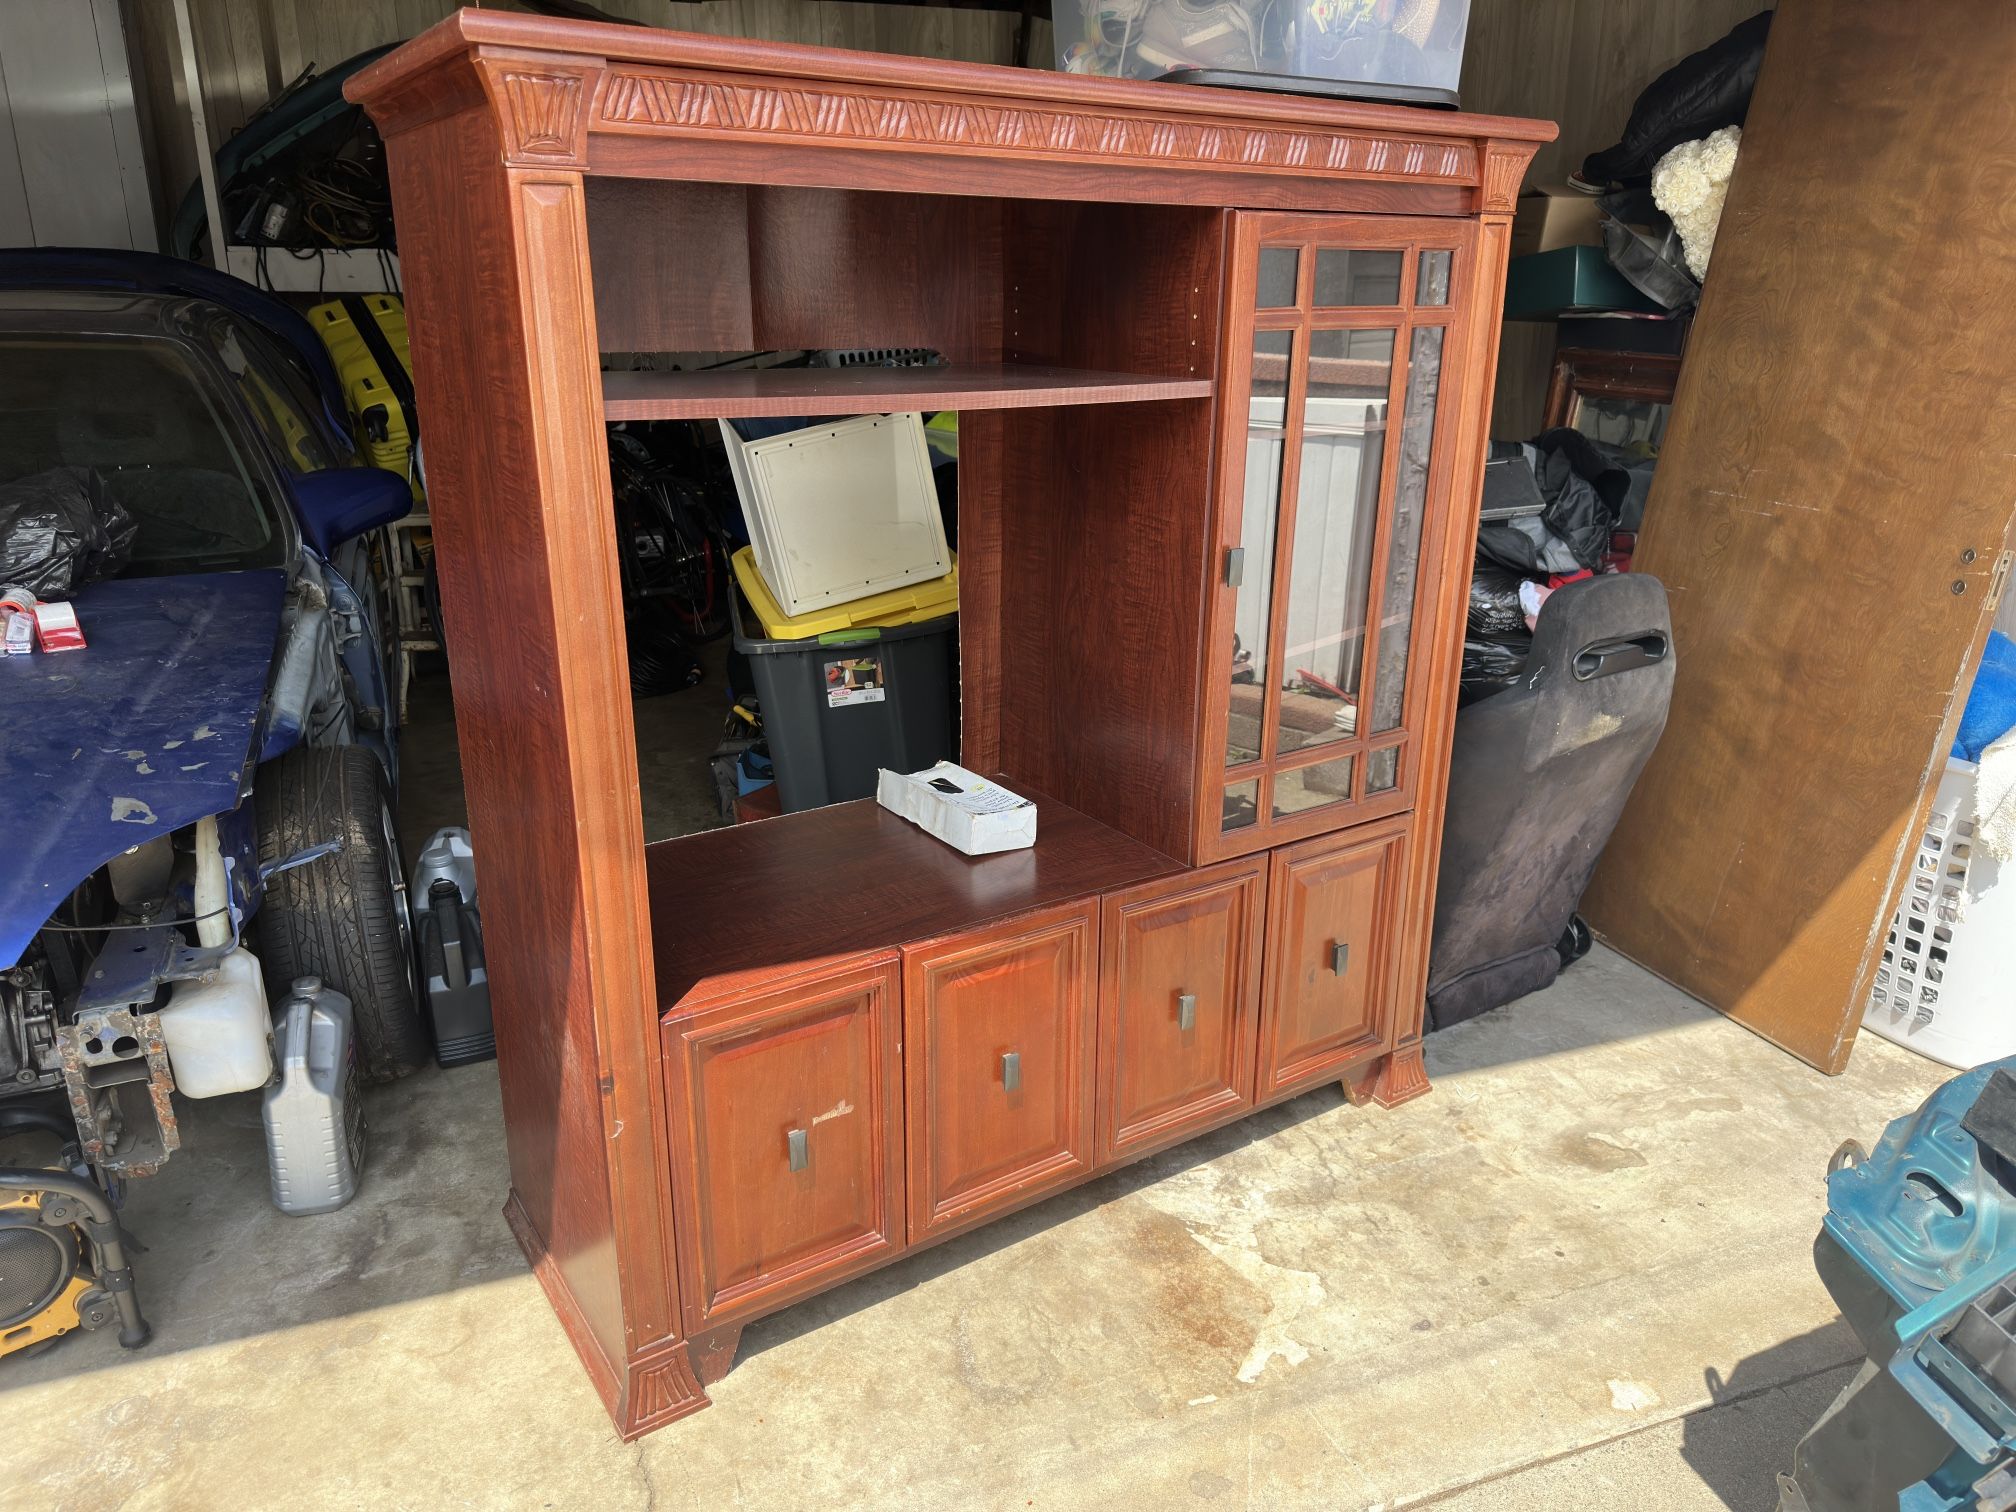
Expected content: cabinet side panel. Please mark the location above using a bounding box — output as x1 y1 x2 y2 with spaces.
992 204 1226 859
382 109 672 1381
1386 209 1513 1061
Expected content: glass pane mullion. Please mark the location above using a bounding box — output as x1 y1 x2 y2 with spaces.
1225 327 1295 768
1258 320 1315 772
1273 325 1396 761
1349 315 1415 739
1368 324 1449 736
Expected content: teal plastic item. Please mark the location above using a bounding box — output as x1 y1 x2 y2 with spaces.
1501 246 1662 321
1780 1058 2016 1510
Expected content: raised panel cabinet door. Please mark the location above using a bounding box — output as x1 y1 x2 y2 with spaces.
1099 860 1265 1163
1257 819 1410 1097
904 901 1098 1241
662 956 904 1332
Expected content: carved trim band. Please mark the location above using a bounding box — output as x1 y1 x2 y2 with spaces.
595 69 1478 185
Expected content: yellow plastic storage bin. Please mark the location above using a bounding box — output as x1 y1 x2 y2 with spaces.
730 545 957 641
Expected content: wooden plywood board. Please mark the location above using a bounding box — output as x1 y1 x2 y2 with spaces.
1581 0 2016 1074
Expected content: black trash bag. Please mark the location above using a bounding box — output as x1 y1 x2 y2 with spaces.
1459 634 1530 707
1533 428 1630 572
1469 564 1530 638
1578 11 1773 188
0 467 139 599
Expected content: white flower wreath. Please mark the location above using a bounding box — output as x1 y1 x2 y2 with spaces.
1651 125 1742 280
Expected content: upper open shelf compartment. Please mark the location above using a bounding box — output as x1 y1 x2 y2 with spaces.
600 363 1212 421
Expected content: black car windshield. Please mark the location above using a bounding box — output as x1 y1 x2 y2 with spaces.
0 334 285 573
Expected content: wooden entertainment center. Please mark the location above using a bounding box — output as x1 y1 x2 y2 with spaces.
349 13 1549 1439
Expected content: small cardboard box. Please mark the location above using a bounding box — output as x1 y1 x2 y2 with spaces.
1509 184 1605 260
876 761 1036 855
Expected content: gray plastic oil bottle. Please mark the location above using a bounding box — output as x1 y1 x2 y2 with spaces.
262 976 367 1216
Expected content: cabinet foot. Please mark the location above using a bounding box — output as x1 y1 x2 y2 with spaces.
1368 1043 1431 1109
689 1323 744 1386
616 1340 712 1440
1339 1062 1380 1107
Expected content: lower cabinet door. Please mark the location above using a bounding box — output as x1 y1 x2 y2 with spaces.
662 956 904 1331
1099 860 1265 1163
1257 818 1410 1098
904 901 1098 1241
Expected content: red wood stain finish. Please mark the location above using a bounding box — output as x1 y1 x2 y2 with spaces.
350 7 1546 1438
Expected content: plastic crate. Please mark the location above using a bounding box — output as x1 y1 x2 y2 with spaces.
730 545 956 641
1865 758 2016 1069
730 588 957 814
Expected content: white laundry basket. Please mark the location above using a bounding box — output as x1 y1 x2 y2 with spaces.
1863 757 2016 1068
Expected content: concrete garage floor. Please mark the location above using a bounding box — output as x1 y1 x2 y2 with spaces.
2 664 1952 1510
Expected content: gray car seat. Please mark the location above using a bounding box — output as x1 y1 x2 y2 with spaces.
1427 573 1675 1032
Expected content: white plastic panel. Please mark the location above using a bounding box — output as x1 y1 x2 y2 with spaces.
725 412 950 618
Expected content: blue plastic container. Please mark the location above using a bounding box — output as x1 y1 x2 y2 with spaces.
1781 1057 2016 1510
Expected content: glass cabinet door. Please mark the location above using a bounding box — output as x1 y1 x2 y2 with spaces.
1208 217 1473 853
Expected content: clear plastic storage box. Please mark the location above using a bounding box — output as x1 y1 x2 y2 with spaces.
1051 0 1470 105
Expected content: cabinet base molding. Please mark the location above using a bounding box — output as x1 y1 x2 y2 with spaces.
621 1342 711 1439
504 1189 714 1437
1368 1043 1432 1109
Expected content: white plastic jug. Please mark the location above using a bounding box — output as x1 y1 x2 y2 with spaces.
158 946 273 1097
263 977 366 1216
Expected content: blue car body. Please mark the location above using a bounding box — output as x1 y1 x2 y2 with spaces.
0 251 412 1099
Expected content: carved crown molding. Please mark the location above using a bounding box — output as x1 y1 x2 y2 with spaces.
593 68 1478 186
1479 142 1531 215
477 59 597 165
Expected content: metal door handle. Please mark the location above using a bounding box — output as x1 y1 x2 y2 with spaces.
1176 992 1198 1031
787 1127 809 1172
1001 1051 1021 1092
1330 942 1350 976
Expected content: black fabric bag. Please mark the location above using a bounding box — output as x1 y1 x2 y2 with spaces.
1532 428 1630 571
1578 10 1773 188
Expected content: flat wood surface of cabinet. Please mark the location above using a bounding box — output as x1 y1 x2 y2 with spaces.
1099 861 1265 1162
904 902 1099 1241
1258 820 1411 1098
662 958 904 1331
348 9 1548 1439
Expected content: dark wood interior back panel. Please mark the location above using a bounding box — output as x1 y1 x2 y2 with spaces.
585 177 1005 359
647 780 1182 1008
976 203 1226 861
586 176 753 352
748 188 1003 360
1582 0 2016 1074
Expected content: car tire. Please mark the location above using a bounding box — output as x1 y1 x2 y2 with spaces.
253 744 427 1081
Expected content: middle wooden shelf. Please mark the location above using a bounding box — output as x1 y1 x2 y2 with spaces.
643 778 1186 1014
600 363 1214 420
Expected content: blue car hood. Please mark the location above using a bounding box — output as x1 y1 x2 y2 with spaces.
0 570 286 967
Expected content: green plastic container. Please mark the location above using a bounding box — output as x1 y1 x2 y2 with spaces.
1502 246 1660 321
